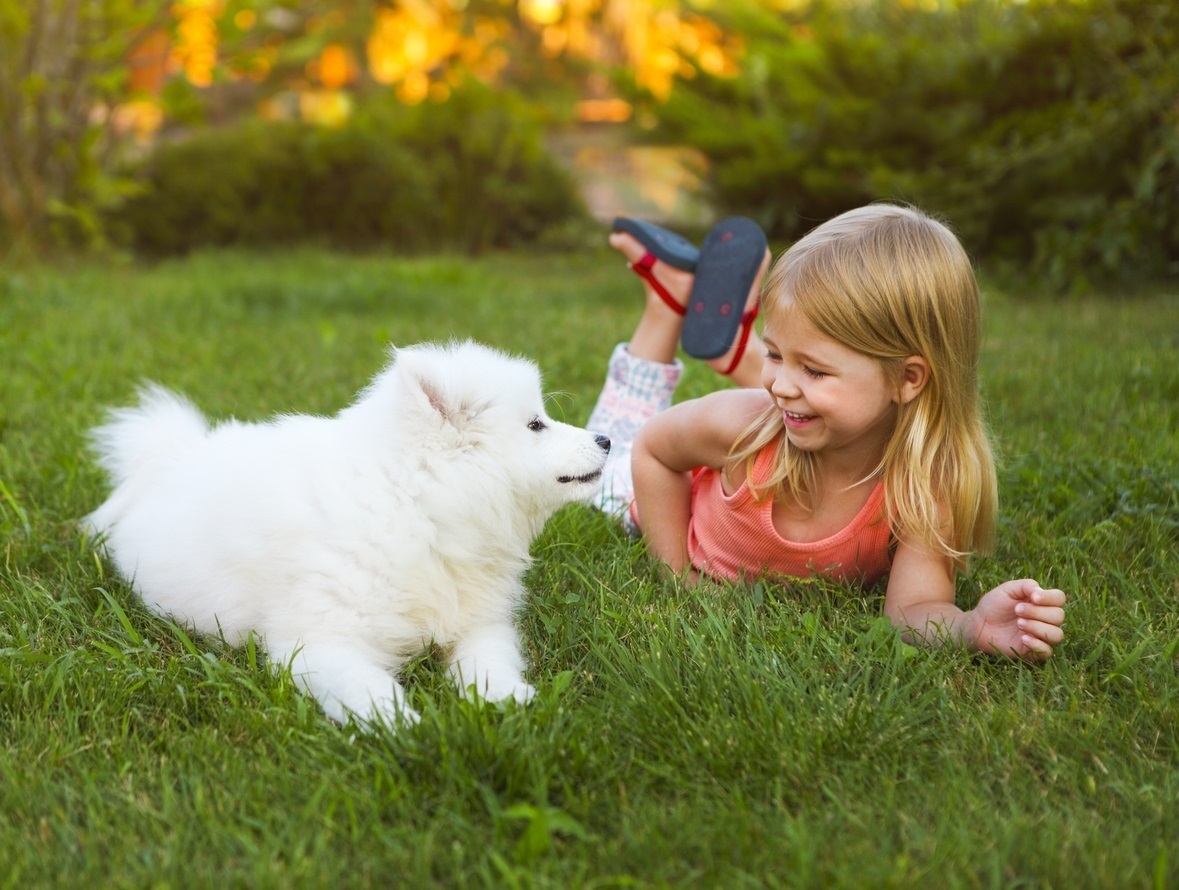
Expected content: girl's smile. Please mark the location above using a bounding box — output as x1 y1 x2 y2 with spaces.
760 302 903 465
781 408 817 428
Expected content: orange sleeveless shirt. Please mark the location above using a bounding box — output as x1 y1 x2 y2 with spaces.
687 444 894 586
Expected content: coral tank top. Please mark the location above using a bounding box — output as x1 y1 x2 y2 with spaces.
687 445 893 585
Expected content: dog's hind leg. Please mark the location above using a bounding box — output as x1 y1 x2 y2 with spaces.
271 640 418 727
448 622 536 706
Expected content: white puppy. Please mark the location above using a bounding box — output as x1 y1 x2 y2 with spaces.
85 340 610 727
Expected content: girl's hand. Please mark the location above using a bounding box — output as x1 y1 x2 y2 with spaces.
969 579 1067 661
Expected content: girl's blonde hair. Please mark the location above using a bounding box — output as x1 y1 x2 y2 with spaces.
729 203 997 568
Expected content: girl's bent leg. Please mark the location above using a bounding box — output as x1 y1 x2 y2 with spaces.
587 343 682 528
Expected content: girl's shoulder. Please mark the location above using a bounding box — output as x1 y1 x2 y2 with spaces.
694 386 773 418
662 388 771 434
641 388 772 474
695 388 772 445
679 389 773 489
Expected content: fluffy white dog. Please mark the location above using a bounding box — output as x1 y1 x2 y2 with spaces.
85 340 610 727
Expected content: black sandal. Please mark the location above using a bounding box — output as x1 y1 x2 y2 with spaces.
680 217 767 365
611 217 700 271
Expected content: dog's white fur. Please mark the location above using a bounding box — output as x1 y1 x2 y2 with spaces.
85 340 610 726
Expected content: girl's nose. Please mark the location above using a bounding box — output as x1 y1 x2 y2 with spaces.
771 366 801 399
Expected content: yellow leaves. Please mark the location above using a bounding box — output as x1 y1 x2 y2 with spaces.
367 5 463 102
520 0 565 26
575 97 632 122
111 100 164 145
170 0 222 88
366 5 518 104
307 44 357 90
298 90 353 127
627 8 740 100
155 1 743 118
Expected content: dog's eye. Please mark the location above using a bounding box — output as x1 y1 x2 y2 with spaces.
528 417 546 432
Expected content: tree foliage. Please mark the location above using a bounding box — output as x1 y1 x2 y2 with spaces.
0 0 170 246
0 0 388 248
660 0 1179 288
4 0 1175 283
111 83 588 256
0 0 607 251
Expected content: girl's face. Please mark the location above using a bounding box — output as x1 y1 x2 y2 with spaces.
760 302 901 465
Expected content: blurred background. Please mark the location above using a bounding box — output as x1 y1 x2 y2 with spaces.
1 0 1176 289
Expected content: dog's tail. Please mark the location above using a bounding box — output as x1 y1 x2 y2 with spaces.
89 383 210 486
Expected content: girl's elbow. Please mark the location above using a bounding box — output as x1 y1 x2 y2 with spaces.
880 598 908 627
632 421 660 460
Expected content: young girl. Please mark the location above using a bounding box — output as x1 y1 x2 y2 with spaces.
589 205 1066 661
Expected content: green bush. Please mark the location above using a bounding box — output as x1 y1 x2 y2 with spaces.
656 0 1179 289
113 84 588 255
356 86 591 254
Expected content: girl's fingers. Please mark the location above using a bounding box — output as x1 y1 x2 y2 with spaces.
1020 635 1053 660
1031 587 1067 607
1018 618 1065 645
1016 604 1066 626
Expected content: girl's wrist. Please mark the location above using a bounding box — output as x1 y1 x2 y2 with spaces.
958 608 984 652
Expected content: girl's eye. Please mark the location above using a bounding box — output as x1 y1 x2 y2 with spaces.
803 366 827 379
764 349 782 362
528 417 546 432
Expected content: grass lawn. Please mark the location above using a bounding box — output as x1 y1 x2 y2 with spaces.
1 246 1176 888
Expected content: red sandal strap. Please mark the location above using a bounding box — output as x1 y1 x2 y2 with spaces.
629 252 686 317
719 304 759 376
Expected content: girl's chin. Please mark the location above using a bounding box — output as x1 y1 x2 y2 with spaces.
783 429 821 451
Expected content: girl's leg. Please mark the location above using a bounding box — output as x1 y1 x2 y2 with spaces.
588 230 688 525
607 229 692 363
609 228 770 387
586 344 682 527
587 227 769 524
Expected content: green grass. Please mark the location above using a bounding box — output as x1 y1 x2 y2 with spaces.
1 247 1177 888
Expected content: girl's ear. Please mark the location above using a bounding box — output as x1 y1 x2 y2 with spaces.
897 356 930 405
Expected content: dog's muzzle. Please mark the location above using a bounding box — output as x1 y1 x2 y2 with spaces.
557 435 611 484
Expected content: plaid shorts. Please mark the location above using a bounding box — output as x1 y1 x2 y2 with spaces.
586 343 682 532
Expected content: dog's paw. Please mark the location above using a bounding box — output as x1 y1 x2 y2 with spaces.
506 681 537 706
321 688 418 730
358 698 420 729
463 677 536 707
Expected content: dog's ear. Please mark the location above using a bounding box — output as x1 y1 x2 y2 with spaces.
396 346 477 432
419 377 464 428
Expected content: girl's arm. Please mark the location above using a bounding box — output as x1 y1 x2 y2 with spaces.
631 388 768 575
884 539 1067 660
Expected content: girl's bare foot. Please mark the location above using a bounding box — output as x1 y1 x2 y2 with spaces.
610 230 694 365
609 231 694 316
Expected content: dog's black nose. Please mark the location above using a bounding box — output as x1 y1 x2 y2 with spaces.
594 434 611 454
